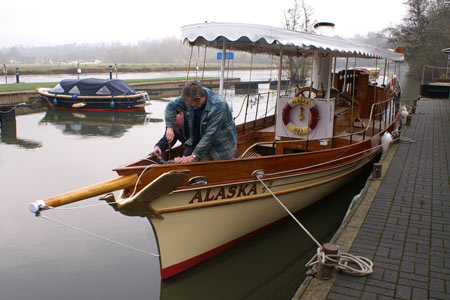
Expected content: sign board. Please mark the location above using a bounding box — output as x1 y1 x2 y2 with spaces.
217 52 234 60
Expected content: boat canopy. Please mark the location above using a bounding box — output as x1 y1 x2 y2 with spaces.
49 78 137 96
182 22 404 62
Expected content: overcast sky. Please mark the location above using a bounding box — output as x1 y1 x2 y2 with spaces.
0 0 407 47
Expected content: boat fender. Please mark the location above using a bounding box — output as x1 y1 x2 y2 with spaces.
381 132 393 153
401 110 409 126
53 98 58 106
282 97 319 135
110 100 116 109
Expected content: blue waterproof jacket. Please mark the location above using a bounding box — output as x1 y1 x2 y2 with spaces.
165 88 237 161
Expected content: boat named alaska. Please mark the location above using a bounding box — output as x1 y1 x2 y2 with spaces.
30 22 405 280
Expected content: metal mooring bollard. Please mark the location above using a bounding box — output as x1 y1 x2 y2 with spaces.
406 115 412 125
373 163 382 178
316 243 339 279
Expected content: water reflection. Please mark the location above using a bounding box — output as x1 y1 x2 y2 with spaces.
160 164 373 300
0 121 42 149
39 109 163 137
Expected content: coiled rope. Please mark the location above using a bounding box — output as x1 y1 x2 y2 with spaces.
255 162 376 277
305 247 373 276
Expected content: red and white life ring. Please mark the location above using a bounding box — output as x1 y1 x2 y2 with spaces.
282 95 320 135
389 76 401 100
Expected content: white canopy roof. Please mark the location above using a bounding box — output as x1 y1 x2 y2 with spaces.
182 22 404 62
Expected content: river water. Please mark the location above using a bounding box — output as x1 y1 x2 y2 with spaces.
0 69 276 84
0 70 418 300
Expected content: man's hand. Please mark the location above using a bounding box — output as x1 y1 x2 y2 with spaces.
153 145 162 155
174 155 196 164
166 127 174 143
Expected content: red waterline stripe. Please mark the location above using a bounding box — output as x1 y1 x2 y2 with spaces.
50 106 145 112
160 205 312 279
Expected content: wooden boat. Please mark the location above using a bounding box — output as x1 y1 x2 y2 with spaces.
30 22 404 279
37 78 149 111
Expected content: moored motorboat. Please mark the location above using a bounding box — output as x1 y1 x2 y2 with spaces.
37 78 149 111
30 22 404 279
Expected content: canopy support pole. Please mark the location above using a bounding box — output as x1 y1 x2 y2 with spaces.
326 53 333 99
276 49 283 114
219 40 227 96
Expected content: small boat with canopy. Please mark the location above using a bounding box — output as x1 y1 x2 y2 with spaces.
37 78 149 111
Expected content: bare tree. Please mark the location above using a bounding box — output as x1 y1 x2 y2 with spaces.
283 0 315 83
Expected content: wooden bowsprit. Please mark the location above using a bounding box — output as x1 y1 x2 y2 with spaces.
29 170 190 216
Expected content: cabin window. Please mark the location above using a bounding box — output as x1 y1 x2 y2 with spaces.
96 86 111 95
51 84 64 93
68 86 80 94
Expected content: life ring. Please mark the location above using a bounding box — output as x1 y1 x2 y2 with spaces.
282 96 320 135
389 77 401 100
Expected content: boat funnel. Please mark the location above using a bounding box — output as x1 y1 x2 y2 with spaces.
313 22 335 36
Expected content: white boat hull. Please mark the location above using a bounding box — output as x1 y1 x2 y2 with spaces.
128 150 379 278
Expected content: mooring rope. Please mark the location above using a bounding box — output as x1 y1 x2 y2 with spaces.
251 137 396 278
0 102 26 113
256 174 374 277
38 213 159 257
399 137 416 143
256 176 321 247
305 247 373 276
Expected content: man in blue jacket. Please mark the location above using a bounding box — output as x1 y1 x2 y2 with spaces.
153 112 190 156
164 81 237 163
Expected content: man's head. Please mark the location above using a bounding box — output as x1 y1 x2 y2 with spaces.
174 112 183 130
182 81 206 109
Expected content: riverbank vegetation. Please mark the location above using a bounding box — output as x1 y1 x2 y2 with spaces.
384 0 450 79
0 63 270 76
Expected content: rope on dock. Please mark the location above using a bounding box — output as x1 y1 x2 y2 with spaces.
0 102 26 113
305 247 373 276
399 137 416 143
256 170 374 277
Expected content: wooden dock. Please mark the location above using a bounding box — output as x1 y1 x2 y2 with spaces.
294 98 450 299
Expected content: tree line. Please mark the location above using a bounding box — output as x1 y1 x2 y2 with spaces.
384 0 450 79
1 0 448 80
0 38 271 66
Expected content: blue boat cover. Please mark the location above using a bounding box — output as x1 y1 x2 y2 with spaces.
50 78 137 96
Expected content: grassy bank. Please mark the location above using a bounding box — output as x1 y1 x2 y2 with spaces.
2 63 270 76
0 77 215 93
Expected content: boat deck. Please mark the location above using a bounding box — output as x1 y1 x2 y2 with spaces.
295 98 450 299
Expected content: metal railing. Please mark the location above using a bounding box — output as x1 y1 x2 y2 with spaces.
233 90 278 132
239 95 400 158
